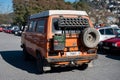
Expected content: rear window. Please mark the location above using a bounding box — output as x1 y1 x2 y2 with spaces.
114 28 120 34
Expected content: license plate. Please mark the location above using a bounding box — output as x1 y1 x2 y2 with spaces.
103 46 110 49
66 51 80 56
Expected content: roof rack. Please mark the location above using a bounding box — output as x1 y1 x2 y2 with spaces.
58 17 89 28
30 10 88 19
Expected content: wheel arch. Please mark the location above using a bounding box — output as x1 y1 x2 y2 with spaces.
35 49 43 59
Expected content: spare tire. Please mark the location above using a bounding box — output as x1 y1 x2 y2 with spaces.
81 28 100 48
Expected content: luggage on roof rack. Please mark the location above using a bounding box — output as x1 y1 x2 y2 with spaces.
58 17 89 28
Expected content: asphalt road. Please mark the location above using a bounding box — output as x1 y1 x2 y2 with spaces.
0 32 120 80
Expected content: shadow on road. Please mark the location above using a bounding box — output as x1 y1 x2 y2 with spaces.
0 50 38 74
105 53 120 61
0 50 88 74
97 50 120 60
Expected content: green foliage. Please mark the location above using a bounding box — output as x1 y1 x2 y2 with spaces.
0 14 13 24
12 0 91 26
13 0 74 26
73 1 90 11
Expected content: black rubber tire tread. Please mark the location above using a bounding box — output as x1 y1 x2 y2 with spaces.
81 28 100 48
36 53 44 74
23 47 31 61
78 63 88 70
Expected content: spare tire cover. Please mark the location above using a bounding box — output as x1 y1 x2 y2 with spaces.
81 28 100 48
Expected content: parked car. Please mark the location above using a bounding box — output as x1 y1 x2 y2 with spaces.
11 26 22 36
14 29 22 36
97 26 120 42
0 27 3 32
11 26 19 33
110 24 119 28
21 10 100 73
3 27 12 33
99 30 120 53
13 27 22 36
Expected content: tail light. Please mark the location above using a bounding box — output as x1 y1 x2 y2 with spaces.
53 34 65 50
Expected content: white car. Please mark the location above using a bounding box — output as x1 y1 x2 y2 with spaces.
97 26 120 42
110 24 119 28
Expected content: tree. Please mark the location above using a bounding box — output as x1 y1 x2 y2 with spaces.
12 0 73 26
0 13 13 24
0 2 13 25
72 0 91 12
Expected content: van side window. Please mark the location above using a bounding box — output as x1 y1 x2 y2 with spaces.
36 19 45 33
28 21 36 32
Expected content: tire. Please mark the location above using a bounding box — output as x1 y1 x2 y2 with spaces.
81 28 100 48
98 45 105 54
36 53 44 74
77 63 88 70
36 52 51 74
23 47 31 61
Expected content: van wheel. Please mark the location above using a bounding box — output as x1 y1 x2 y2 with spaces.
36 53 44 74
78 63 88 70
81 28 100 48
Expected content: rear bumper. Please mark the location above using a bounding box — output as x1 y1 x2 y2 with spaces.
47 54 97 63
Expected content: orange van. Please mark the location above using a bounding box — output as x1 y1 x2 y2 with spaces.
21 10 100 73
